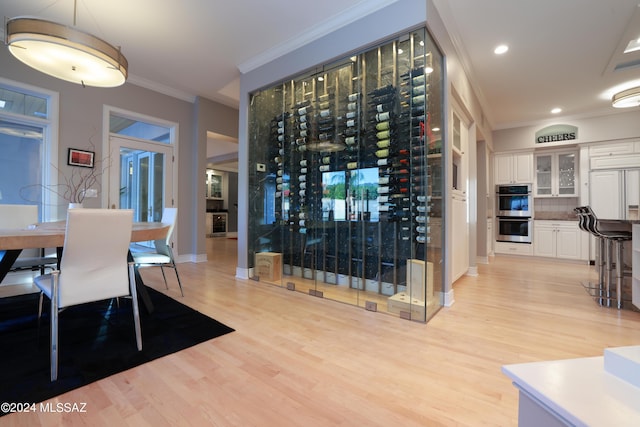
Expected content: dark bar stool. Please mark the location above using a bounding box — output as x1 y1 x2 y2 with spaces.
578 206 632 309
574 207 606 304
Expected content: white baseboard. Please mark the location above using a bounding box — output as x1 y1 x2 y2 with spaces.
236 267 251 280
176 253 207 263
442 289 455 307
477 256 489 265
467 266 479 276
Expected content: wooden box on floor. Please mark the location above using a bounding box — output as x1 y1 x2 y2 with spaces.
387 260 433 319
255 252 282 282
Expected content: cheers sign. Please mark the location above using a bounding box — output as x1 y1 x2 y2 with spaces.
535 124 578 144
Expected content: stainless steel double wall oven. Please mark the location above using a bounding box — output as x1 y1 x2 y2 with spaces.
496 184 533 243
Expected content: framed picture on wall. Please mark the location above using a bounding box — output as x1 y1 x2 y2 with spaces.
67 148 95 168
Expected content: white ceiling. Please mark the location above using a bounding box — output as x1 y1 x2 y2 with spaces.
3 0 640 168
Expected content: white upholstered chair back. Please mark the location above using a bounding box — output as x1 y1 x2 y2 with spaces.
161 207 177 244
57 208 133 308
0 204 41 258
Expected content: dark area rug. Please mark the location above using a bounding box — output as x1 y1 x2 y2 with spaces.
0 287 234 415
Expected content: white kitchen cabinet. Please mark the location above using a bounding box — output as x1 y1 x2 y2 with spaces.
534 150 578 197
452 195 468 281
589 141 635 157
494 241 533 256
534 220 583 260
494 152 534 185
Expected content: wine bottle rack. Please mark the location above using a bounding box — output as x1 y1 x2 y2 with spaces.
248 28 444 318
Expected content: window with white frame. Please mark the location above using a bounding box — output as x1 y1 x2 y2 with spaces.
0 79 58 221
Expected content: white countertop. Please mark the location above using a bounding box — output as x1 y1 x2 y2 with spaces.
502 355 640 427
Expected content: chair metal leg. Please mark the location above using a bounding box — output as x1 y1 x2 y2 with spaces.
173 264 184 297
615 240 624 310
37 292 44 324
160 266 169 290
597 237 606 305
605 239 614 308
50 271 60 382
129 262 143 351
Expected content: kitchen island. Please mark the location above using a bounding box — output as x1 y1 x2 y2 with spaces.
502 346 640 427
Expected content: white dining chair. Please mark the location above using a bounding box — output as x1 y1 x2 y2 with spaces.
34 208 142 381
131 207 184 296
0 204 57 273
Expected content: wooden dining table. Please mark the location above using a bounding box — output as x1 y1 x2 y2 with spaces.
0 220 170 313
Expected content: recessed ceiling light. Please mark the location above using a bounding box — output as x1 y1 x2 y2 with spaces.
551 107 562 114
494 44 509 55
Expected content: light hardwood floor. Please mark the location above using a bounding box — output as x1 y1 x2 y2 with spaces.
4 238 640 426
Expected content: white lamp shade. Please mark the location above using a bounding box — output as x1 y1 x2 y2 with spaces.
612 87 640 109
6 17 128 88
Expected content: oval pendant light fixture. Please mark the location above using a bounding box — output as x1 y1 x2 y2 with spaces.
611 86 640 109
5 1 127 88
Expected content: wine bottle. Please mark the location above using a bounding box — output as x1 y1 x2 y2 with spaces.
375 111 392 122
344 127 358 137
375 149 389 158
412 85 426 96
369 84 395 97
416 235 428 244
376 130 393 140
375 121 391 131
412 74 425 85
368 91 395 105
297 105 312 116
377 139 391 149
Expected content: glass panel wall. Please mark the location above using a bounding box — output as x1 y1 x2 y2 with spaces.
248 28 444 322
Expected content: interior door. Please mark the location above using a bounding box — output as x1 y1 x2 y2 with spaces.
108 135 174 222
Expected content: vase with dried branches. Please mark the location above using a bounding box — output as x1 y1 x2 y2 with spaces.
20 139 110 207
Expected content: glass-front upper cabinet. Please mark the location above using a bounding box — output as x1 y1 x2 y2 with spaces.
205 169 223 199
534 150 577 197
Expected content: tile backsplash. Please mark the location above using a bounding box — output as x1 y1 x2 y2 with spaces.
534 197 579 214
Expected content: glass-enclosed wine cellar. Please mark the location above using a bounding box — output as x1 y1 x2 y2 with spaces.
247 28 444 322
